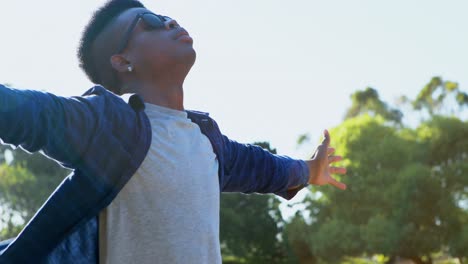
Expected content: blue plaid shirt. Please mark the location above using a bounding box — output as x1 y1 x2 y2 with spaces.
0 85 309 263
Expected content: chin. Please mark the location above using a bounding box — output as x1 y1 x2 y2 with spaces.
178 47 196 70
146 47 196 72
170 48 196 75
186 48 196 67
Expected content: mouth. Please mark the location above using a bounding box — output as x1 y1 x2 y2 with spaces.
174 29 193 43
175 30 188 38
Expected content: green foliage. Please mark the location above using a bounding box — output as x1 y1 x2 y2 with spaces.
284 212 316 264
310 219 361 260
412 77 468 116
417 116 468 165
0 164 36 217
297 134 311 146
290 78 467 263
340 256 380 264
336 115 464 260
220 193 286 263
0 146 69 240
345 87 403 124
450 225 468 258
0 221 22 241
361 215 399 255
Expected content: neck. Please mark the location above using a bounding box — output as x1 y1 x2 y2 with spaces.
121 63 194 111
123 79 185 111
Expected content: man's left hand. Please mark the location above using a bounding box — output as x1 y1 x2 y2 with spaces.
305 129 347 190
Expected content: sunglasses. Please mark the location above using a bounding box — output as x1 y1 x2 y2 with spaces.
116 12 170 54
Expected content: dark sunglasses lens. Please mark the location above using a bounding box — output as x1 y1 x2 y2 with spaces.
142 14 165 29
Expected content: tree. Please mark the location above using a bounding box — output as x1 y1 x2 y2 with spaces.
345 87 403 124
0 146 69 240
418 116 468 264
287 78 467 263
284 212 315 264
411 77 468 116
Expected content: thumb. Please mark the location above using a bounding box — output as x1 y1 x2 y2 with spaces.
322 129 330 146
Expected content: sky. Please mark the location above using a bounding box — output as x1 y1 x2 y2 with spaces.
1 1 467 216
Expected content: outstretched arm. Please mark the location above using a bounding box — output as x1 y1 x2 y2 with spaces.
0 85 150 262
220 133 309 200
220 129 347 200
0 84 97 168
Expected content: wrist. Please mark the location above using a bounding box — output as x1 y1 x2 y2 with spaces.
305 159 319 185
287 160 311 191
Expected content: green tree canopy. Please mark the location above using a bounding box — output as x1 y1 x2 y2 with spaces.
345 87 403 124
288 77 467 264
0 146 69 240
411 77 468 116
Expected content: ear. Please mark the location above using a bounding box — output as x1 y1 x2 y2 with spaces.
110 54 131 73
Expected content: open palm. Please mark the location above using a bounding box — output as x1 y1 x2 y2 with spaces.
307 130 347 190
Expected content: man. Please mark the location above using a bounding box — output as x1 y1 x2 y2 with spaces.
0 0 346 263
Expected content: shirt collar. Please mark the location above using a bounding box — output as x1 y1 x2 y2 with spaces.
121 93 145 111
82 85 146 112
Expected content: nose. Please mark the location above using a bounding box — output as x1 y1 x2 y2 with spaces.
164 18 180 30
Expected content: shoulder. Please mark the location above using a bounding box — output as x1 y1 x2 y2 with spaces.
80 85 145 112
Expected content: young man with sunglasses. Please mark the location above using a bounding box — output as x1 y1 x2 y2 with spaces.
0 0 346 263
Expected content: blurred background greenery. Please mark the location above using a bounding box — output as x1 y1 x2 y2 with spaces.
0 77 467 263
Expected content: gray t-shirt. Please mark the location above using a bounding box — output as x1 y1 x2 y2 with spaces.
99 103 221 264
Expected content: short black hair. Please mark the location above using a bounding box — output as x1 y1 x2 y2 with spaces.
77 0 145 94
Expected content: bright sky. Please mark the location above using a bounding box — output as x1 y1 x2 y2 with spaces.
1 0 467 158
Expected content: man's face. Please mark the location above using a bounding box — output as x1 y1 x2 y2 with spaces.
108 7 196 78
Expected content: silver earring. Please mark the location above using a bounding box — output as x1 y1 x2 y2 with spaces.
127 65 133 72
